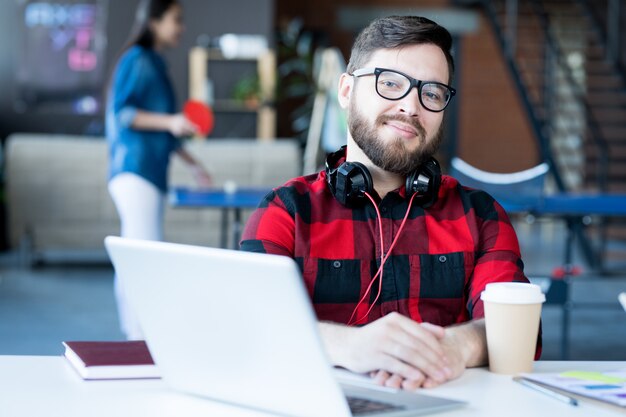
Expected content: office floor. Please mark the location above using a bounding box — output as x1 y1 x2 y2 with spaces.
0 219 624 359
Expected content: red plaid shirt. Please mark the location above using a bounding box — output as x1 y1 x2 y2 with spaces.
241 170 532 329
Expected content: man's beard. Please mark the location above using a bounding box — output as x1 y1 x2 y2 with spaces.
348 101 443 176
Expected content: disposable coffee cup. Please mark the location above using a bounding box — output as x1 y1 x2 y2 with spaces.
481 282 545 374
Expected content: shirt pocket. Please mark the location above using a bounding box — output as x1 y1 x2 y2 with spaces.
409 251 474 326
301 257 362 304
419 252 473 298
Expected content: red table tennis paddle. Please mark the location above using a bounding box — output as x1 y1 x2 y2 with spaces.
184 100 214 137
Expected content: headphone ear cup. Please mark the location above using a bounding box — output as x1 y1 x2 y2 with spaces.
335 161 373 207
405 158 441 208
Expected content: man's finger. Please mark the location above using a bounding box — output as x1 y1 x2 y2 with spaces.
384 373 403 389
371 370 390 386
422 377 443 389
378 354 427 381
402 377 425 391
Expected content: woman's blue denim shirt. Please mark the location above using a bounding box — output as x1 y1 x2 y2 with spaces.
106 45 181 193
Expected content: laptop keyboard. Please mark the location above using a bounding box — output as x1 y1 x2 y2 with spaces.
347 396 405 415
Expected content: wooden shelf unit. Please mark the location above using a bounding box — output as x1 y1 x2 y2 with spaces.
188 46 276 140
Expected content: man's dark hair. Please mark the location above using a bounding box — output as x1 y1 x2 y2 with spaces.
346 16 454 84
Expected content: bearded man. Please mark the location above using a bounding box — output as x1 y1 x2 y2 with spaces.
241 15 537 390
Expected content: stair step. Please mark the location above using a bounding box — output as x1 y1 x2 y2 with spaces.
584 148 626 159
599 126 626 138
587 75 625 89
530 105 626 123
585 138 626 149
521 81 592 97
592 131 626 145
588 104 626 113
580 179 626 192
510 9 587 19
585 60 621 75
585 158 626 168
515 43 606 60
581 184 626 194
515 57 618 76
583 181 626 194
598 135 626 143
589 107 626 118
588 111 626 123
504 20 595 36
587 92 626 106
583 178 626 191
512 25 595 39
515 65 621 88
583 164 626 177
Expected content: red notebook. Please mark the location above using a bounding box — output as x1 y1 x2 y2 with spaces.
62 341 160 380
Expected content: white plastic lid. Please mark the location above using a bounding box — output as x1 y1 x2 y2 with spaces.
480 282 546 304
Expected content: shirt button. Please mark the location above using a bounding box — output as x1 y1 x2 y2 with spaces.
438 255 447 263
381 207 387 213
333 261 342 268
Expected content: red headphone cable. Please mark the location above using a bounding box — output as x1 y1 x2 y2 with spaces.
347 192 417 326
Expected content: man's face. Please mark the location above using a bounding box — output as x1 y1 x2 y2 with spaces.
340 44 449 175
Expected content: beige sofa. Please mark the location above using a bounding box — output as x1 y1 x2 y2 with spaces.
5 133 301 264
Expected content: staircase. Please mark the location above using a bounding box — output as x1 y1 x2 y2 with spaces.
480 0 626 266
482 0 626 192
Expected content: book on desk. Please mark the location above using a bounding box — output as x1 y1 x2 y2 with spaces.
62 341 160 380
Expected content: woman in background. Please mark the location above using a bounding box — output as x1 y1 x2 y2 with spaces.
106 0 211 339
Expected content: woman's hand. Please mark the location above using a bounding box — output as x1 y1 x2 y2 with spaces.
190 164 213 188
168 113 198 137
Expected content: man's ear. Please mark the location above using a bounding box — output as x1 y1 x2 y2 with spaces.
337 73 353 109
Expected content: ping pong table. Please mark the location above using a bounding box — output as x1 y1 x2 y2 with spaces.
500 192 626 359
169 187 272 249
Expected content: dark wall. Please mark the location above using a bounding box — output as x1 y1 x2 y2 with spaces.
0 0 274 140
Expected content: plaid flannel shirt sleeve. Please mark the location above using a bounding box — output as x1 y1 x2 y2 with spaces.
468 196 528 319
240 189 296 256
463 188 542 358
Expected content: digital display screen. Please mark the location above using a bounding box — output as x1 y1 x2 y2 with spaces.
16 0 108 114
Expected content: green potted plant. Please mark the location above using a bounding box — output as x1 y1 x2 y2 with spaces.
232 73 261 109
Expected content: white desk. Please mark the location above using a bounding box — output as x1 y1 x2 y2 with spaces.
1 356 623 417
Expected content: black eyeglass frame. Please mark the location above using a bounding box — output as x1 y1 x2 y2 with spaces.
351 67 456 113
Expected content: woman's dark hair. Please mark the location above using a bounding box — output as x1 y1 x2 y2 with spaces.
347 16 455 84
123 0 179 51
105 0 178 102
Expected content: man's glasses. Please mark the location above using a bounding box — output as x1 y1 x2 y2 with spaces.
351 67 456 112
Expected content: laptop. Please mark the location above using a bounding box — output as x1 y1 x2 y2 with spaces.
104 236 466 417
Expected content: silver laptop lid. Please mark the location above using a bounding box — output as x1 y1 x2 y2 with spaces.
105 236 351 417
105 236 466 417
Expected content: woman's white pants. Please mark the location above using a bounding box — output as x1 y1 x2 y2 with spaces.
108 173 165 339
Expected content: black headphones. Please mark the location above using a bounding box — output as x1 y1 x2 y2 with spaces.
325 146 441 208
